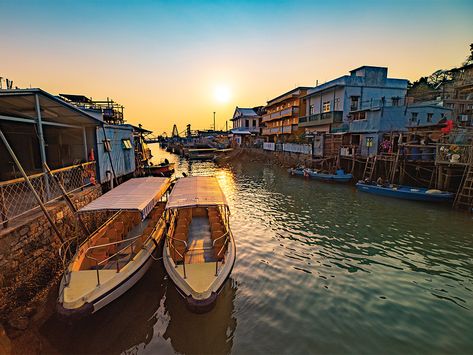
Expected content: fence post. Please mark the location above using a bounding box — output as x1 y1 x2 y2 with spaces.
0 185 7 228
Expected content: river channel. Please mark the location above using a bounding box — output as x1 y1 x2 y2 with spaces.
40 145 473 354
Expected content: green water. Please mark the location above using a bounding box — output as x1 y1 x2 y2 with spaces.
40 146 473 354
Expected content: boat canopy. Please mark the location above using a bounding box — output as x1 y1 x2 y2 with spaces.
79 177 171 218
166 176 228 209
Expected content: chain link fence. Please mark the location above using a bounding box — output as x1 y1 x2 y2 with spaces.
0 162 96 228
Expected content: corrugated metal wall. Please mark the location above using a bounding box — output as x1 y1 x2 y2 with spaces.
95 124 136 183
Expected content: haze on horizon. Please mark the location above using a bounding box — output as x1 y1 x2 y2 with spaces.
1 0 472 135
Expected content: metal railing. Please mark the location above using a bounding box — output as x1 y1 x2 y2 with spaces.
0 162 96 228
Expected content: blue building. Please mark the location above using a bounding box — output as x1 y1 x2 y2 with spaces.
300 66 408 134
348 101 452 156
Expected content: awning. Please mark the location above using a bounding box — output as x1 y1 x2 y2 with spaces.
79 177 171 218
166 176 228 209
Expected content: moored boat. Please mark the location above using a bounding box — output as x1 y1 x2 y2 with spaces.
144 161 175 177
355 182 454 202
288 167 306 176
188 148 216 160
57 177 171 318
304 168 353 183
163 176 236 313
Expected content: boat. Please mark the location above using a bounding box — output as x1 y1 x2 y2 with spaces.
162 176 236 313
355 182 454 202
57 177 171 318
187 148 216 160
288 167 306 176
304 168 353 183
144 161 175 177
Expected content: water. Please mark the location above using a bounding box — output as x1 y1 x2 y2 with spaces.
40 146 473 354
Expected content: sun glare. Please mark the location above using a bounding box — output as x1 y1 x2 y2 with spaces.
213 85 231 103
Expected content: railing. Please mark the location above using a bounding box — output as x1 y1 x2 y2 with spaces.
298 111 343 127
283 143 312 155
0 162 96 229
83 215 164 286
262 106 298 122
263 142 275 151
435 144 473 165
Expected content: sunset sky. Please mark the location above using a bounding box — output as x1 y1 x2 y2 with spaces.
1 0 472 135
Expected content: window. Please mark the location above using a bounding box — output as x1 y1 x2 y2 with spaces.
309 104 315 115
245 120 249 127
103 139 112 152
122 139 132 150
411 112 418 122
322 101 331 113
427 113 433 123
392 97 400 106
253 119 257 127
334 98 340 110
350 96 359 111
353 111 366 121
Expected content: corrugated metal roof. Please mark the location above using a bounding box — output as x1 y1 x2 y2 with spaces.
166 176 228 209
79 177 171 218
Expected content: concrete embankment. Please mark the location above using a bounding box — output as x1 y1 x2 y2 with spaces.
0 185 110 352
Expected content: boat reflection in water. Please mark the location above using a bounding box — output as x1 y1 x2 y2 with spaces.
40 265 237 354
163 277 238 355
40 263 172 354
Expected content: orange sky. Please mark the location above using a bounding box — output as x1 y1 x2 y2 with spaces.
1 1 472 135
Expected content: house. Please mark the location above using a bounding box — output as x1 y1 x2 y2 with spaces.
348 101 452 156
261 87 310 142
229 106 263 146
300 66 408 135
441 63 473 125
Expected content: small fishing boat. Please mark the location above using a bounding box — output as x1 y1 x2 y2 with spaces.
305 168 353 183
288 167 306 176
144 161 175 177
355 182 454 202
163 176 236 313
57 177 171 318
187 148 217 160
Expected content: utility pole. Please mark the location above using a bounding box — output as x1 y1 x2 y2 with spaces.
213 112 216 131
226 120 228 132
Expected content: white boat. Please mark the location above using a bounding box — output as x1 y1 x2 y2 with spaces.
57 177 171 318
163 176 236 313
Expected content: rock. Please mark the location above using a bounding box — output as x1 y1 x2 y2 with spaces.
8 315 29 331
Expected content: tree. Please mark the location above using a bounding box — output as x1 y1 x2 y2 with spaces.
463 43 473 66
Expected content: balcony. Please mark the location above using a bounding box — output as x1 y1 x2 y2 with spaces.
262 106 299 122
262 125 293 135
298 111 343 127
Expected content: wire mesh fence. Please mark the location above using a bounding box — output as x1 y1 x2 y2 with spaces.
0 162 96 228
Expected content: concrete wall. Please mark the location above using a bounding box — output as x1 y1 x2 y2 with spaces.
0 186 110 323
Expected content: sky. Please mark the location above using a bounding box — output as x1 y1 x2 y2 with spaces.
1 0 472 135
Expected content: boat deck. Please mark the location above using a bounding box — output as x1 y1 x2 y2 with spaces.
186 216 216 264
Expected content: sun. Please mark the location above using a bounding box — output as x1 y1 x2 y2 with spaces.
213 85 231 103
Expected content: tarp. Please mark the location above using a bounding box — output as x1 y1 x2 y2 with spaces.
166 176 228 209
79 177 170 219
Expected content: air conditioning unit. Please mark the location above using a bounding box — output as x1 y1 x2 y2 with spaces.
460 115 469 122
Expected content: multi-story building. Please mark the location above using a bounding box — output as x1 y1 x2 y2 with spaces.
442 63 473 125
229 106 264 146
261 87 310 142
300 66 408 134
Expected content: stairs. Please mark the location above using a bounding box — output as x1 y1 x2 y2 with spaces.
454 164 473 211
363 156 377 181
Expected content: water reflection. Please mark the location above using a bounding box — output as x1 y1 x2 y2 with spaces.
163 279 237 355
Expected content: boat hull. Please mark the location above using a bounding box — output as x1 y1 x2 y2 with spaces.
144 164 175 177
306 170 353 183
355 182 454 202
163 235 236 313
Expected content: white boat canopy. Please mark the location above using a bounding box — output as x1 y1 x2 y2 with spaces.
166 176 228 209
79 177 171 219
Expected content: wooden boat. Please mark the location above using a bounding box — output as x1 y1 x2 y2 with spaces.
288 167 306 176
57 177 171 318
355 182 454 202
163 176 236 313
304 168 353 183
144 161 175 177
187 148 216 160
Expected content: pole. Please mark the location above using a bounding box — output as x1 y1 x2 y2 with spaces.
43 163 90 235
101 125 118 187
213 112 216 131
35 94 51 200
0 129 65 243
